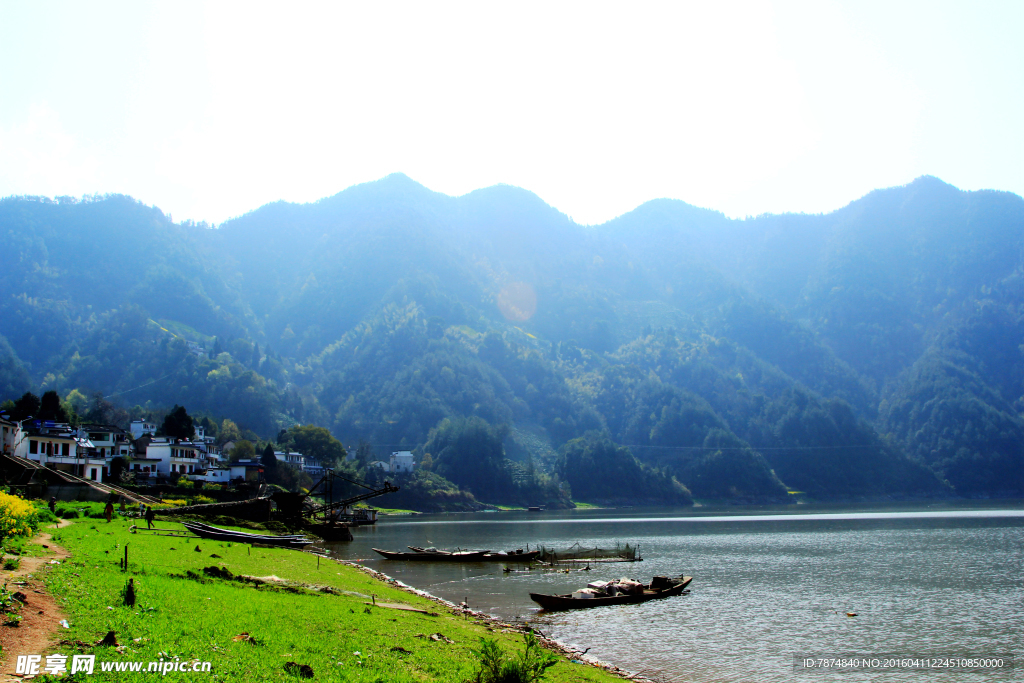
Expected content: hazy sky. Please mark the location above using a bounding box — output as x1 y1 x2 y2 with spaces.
1 1 1021 225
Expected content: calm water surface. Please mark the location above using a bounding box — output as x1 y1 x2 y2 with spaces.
325 503 1023 682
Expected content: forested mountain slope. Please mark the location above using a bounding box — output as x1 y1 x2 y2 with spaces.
2 175 1022 500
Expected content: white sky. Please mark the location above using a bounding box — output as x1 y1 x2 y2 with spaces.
1 0 1022 225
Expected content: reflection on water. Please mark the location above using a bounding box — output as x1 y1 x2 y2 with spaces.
324 503 1024 682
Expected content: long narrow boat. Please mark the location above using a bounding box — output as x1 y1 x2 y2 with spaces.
530 575 692 610
186 521 308 540
182 522 311 548
373 548 490 561
406 546 540 562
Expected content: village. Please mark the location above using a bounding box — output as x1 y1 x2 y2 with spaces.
0 412 416 496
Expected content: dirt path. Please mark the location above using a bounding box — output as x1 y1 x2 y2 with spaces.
0 520 72 681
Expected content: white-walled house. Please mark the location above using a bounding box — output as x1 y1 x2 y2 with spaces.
15 421 109 481
77 424 132 459
390 451 415 473
304 458 325 477
229 459 264 482
130 419 157 440
275 451 305 469
0 415 17 455
138 437 202 478
192 467 232 484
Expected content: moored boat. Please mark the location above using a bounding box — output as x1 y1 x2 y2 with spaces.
374 548 490 561
406 546 539 562
182 522 312 548
529 575 692 610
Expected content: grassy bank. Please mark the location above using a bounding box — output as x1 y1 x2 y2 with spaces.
32 516 623 682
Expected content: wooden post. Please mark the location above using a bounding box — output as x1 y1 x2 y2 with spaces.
123 544 128 573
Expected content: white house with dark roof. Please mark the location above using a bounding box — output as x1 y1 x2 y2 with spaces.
77 424 132 459
15 421 109 481
141 437 202 477
129 419 157 440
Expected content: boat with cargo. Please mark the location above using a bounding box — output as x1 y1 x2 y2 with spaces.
529 575 692 610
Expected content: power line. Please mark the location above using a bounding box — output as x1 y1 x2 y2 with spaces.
105 372 176 398
623 444 881 451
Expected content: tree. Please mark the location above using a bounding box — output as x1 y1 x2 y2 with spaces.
218 418 242 446
426 416 512 501
260 442 279 477
161 405 195 440
10 392 40 421
281 425 346 465
229 440 255 462
557 431 691 505
38 390 69 422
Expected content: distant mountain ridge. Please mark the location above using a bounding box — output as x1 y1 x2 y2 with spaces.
2 174 1022 500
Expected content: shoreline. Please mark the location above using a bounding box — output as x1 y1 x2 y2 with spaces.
327 551 657 683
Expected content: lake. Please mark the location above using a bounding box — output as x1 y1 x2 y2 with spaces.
324 502 1023 682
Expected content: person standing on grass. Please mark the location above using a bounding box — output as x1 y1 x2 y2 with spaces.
104 500 114 523
49 497 56 514
145 505 155 529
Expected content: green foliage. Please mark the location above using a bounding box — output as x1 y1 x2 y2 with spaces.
160 404 195 439
474 632 558 683
229 440 255 462
383 470 482 512
427 416 511 500
682 429 788 499
557 432 691 505
279 424 346 465
261 443 279 474
4 176 1024 501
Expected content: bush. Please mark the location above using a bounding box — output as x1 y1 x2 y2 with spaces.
0 492 38 542
32 506 59 524
58 508 80 519
474 632 557 683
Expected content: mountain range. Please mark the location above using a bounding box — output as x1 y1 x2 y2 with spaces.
2 174 1022 502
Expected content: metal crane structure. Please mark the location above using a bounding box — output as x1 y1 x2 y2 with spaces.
271 468 399 539
304 468 400 525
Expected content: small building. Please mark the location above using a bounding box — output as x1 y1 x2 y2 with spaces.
144 438 203 477
0 415 17 455
192 467 232 484
275 451 305 469
130 419 157 440
77 424 132 459
229 459 264 482
16 421 108 481
304 457 325 478
390 451 415 473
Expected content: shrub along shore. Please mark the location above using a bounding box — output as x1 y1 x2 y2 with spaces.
23 508 629 682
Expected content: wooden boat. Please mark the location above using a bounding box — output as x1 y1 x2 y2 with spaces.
182 522 311 548
186 521 308 539
373 548 490 561
530 575 692 610
406 546 539 562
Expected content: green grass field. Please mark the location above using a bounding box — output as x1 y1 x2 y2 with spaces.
33 516 622 682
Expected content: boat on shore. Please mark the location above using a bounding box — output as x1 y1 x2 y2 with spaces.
182 522 312 548
529 575 692 610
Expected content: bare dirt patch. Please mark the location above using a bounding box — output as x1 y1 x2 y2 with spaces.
0 521 72 681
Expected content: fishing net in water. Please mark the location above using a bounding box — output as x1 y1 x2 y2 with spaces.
536 542 640 562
